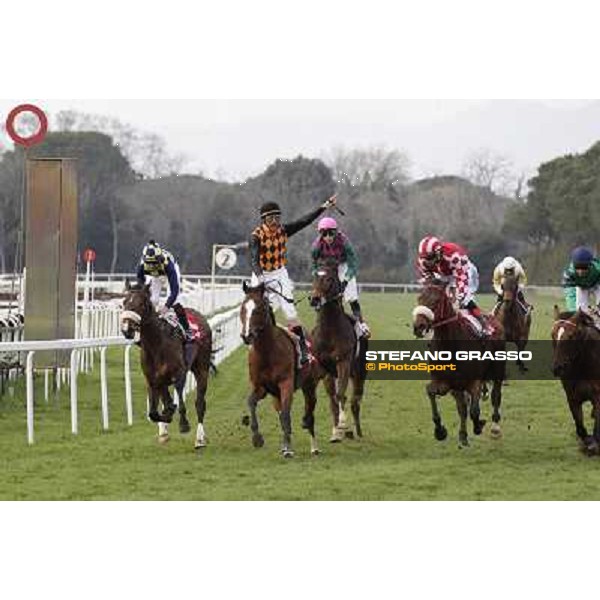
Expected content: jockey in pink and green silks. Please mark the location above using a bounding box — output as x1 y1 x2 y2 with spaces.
311 217 371 339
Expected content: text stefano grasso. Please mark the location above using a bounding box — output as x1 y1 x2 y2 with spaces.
365 350 533 362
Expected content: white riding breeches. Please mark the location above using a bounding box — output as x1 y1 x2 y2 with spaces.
338 263 359 303
251 267 298 321
460 261 480 307
146 263 182 309
576 285 600 312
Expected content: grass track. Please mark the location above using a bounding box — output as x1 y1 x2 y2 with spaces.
2 291 600 500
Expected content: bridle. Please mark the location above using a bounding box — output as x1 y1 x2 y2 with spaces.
310 268 344 310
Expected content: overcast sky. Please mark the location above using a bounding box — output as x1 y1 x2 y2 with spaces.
1 99 597 181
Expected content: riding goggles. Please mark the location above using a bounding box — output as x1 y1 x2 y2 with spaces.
321 229 337 239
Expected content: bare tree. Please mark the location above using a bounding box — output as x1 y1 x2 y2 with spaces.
325 145 411 193
54 110 188 179
462 148 515 196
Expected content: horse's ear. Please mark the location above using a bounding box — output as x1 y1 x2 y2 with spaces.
145 283 151 295
553 305 561 321
125 278 131 292
243 281 249 294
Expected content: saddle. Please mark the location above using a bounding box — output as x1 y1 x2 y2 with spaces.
460 311 498 338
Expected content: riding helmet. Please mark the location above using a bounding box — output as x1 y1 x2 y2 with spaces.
571 247 594 267
260 202 282 219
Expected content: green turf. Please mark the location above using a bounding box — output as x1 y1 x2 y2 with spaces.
1 290 599 500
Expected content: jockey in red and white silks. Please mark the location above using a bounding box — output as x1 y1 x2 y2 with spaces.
417 235 487 333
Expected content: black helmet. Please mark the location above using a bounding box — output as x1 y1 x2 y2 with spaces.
260 202 282 219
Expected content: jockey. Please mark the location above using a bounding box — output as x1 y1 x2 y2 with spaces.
136 240 194 342
493 256 529 311
311 217 371 339
563 247 600 314
250 195 338 364
417 235 489 335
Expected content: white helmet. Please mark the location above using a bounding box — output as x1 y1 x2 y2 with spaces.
502 257 518 271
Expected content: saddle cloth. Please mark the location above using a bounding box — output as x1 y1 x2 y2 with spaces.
279 326 317 371
161 309 205 342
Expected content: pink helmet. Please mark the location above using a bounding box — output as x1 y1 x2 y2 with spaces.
318 217 338 232
419 236 442 258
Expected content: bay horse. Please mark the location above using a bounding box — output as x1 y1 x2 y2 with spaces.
120 282 213 450
413 281 506 447
310 259 367 442
495 272 532 373
240 281 321 458
552 307 600 455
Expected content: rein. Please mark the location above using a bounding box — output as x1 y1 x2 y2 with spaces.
264 284 309 306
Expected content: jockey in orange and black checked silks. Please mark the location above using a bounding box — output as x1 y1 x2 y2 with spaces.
249 195 338 364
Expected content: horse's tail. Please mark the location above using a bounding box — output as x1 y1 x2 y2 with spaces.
209 344 224 377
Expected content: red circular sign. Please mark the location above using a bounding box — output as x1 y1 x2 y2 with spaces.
5 104 48 148
83 248 97 263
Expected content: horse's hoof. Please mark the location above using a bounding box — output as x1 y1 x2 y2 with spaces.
458 438 470 450
434 426 448 442
282 449 295 459
490 424 503 439
241 415 250 427
345 431 355 440
179 422 191 435
195 439 207 450
473 420 487 436
158 434 170 445
252 433 265 449
311 449 321 457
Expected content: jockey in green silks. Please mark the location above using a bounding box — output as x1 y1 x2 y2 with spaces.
563 247 600 313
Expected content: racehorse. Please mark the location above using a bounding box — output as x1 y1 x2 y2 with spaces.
310 259 367 442
240 281 321 458
495 272 532 373
413 281 506 447
120 282 213 450
552 307 600 455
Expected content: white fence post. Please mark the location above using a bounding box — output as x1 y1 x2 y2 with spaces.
100 347 109 430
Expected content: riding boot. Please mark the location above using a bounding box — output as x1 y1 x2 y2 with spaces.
174 304 194 342
292 326 310 365
350 301 371 339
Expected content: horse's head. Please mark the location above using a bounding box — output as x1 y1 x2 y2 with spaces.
501 272 519 304
121 280 154 341
551 308 593 377
310 258 343 310
240 281 273 345
413 280 454 338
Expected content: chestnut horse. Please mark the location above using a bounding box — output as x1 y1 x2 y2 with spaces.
240 282 321 458
310 260 367 442
495 272 532 373
552 308 600 455
121 282 213 450
413 282 506 447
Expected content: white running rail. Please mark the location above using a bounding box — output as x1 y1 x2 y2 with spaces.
0 305 242 445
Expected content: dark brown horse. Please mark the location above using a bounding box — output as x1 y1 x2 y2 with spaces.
121 282 213 450
552 308 600 455
413 282 506 447
240 282 321 458
495 272 532 373
310 260 367 442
